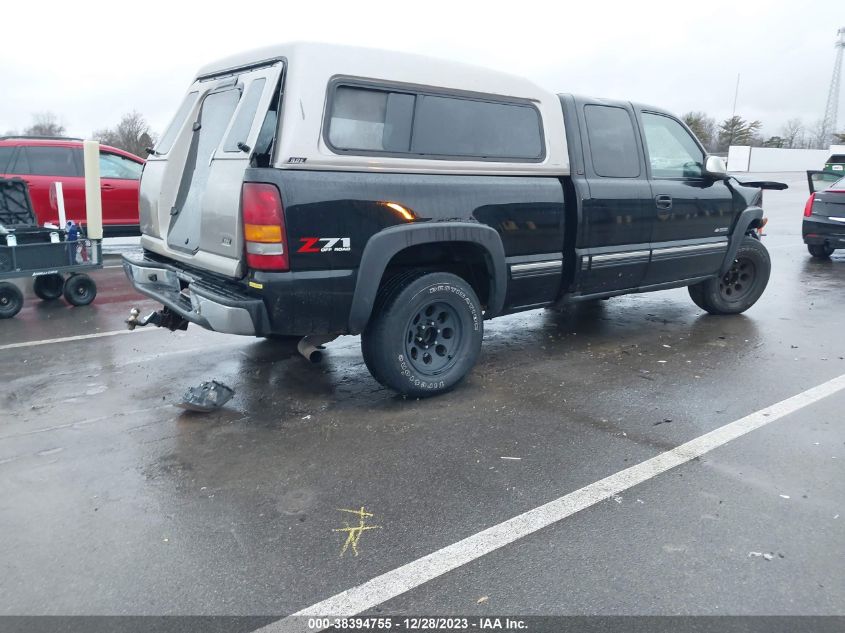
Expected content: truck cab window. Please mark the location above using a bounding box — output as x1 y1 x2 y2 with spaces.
642 112 704 179
583 105 640 178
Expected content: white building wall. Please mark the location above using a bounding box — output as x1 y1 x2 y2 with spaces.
749 148 829 171
727 145 842 172
727 146 751 172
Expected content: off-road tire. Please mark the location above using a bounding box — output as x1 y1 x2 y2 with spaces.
0 282 24 319
33 274 65 301
808 243 835 259
688 236 770 315
63 273 97 307
361 271 483 397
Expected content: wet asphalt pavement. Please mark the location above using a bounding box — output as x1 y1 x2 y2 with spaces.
0 172 843 619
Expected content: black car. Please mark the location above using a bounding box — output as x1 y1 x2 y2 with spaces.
804 171 845 259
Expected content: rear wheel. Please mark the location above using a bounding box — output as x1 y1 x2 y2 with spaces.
688 236 770 315
361 271 483 397
808 243 835 259
33 274 65 301
0 282 24 319
63 273 97 306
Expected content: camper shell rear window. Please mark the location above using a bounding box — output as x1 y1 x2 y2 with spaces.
156 91 199 155
324 79 545 162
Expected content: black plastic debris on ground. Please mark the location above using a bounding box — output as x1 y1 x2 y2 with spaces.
176 381 235 413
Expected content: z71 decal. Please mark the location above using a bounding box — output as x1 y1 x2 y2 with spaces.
298 237 351 253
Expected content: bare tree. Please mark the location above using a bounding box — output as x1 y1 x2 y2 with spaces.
93 111 157 158
780 119 804 149
809 118 831 150
23 112 65 137
682 112 716 151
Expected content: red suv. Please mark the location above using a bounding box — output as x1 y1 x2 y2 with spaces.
0 136 144 236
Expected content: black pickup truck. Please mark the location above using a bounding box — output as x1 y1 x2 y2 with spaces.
124 43 773 396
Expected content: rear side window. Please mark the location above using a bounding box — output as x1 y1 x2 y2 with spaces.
224 78 266 152
0 146 14 172
10 146 79 176
412 95 542 159
156 91 199 155
327 84 544 161
584 105 640 178
328 87 415 152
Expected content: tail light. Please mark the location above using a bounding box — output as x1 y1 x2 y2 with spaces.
242 183 288 271
804 193 816 218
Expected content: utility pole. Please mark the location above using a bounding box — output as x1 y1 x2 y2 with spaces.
728 73 740 147
821 27 845 148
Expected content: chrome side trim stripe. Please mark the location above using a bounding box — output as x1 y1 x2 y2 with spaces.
590 250 651 270
510 260 563 278
591 250 651 264
583 241 728 270
651 242 727 260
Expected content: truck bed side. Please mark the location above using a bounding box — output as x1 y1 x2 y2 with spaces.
243 168 566 333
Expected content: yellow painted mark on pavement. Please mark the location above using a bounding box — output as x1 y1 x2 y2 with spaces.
333 507 381 557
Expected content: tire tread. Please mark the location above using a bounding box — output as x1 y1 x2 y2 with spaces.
361 270 482 396
687 236 770 315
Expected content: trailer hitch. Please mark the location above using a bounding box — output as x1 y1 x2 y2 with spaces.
126 306 188 331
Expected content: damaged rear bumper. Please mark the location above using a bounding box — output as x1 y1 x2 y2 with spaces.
122 253 270 335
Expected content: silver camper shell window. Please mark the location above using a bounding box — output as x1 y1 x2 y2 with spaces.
322 77 547 163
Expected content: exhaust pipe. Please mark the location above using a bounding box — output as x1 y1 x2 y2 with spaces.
297 335 337 363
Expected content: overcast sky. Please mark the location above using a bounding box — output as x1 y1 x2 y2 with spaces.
2 0 842 140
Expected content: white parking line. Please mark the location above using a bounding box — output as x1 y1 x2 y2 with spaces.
0 327 158 351
259 372 845 631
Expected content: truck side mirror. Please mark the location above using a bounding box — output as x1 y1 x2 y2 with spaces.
704 155 728 179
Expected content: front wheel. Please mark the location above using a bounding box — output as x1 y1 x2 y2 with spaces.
361 271 484 397
688 236 770 315
808 243 835 259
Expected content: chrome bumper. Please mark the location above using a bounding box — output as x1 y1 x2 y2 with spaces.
122 255 268 336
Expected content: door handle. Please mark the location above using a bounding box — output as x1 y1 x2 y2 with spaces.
101 183 114 190
655 194 673 210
